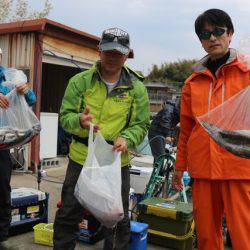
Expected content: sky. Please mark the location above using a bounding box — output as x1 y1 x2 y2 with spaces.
28 0 250 75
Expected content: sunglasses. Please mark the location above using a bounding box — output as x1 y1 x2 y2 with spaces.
102 33 129 47
199 27 227 40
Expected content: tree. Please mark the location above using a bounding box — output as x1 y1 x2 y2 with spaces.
146 59 197 87
0 0 53 23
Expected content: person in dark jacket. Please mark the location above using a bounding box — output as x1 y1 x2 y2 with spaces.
148 97 180 161
0 48 36 250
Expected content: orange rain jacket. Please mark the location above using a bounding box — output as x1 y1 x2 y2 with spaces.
176 49 250 179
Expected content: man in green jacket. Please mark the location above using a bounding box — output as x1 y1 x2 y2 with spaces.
53 27 150 250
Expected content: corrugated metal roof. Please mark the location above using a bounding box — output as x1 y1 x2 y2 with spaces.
0 19 134 58
0 18 100 42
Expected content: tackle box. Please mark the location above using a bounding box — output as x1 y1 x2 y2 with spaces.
138 197 194 250
10 187 49 235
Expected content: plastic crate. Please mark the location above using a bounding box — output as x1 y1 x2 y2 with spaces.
33 223 54 247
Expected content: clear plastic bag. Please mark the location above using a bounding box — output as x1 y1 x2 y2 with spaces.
197 86 250 158
237 37 250 69
74 124 124 228
2 68 28 89
0 69 40 149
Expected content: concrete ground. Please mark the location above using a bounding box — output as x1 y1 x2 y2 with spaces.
9 158 231 250
9 158 164 250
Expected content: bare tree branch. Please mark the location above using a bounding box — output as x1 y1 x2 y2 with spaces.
0 0 53 23
0 0 13 23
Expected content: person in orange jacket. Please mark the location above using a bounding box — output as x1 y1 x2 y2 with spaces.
173 9 250 250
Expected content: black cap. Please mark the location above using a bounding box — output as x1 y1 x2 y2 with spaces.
99 27 130 55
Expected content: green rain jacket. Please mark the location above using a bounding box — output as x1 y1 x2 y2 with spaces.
60 62 150 167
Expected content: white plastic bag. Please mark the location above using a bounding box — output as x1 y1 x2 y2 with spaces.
74 124 124 228
0 69 40 149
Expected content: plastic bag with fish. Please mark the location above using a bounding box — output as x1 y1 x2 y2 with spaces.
197 86 250 158
0 69 41 149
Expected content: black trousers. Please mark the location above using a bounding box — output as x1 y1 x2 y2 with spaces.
0 150 13 242
53 159 130 250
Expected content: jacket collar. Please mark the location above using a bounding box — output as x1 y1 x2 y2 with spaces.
187 48 249 82
193 48 237 72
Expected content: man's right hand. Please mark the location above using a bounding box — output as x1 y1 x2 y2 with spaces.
79 107 99 132
0 93 9 109
172 169 184 191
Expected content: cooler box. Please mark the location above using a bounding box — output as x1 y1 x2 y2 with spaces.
138 197 194 250
10 188 49 235
129 221 148 250
130 166 153 194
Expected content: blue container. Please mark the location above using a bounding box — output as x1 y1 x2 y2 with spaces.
183 171 190 186
129 221 148 250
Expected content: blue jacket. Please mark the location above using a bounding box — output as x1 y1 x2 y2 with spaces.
0 66 36 106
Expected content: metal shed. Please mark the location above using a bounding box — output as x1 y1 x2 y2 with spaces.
0 18 100 171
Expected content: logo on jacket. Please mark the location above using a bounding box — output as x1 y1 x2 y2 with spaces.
117 93 128 99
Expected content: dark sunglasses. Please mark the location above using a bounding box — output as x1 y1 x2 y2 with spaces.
102 33 129 46
199 27 227 40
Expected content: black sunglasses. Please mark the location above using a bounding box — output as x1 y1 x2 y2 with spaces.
199 27 227 40
102 33 129 47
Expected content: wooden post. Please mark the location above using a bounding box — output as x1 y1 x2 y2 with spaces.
31 33 43 173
